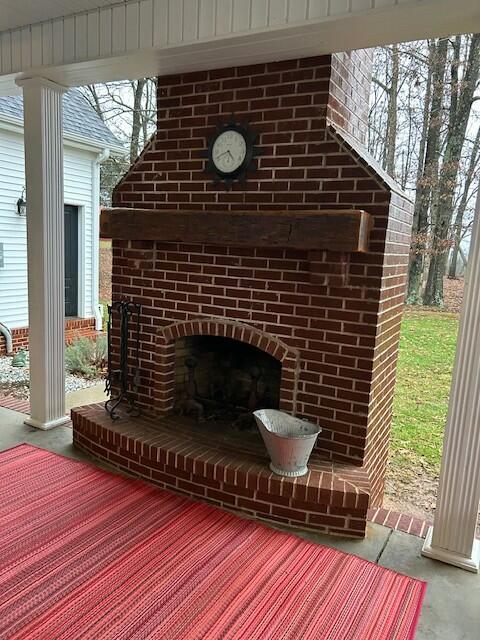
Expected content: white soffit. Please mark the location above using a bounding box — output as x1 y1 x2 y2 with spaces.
0 0 479 95
0 1 121 32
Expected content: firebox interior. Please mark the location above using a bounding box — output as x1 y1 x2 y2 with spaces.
175 336 281 424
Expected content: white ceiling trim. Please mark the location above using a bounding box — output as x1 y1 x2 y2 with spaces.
0 0 479 95
0 1 123 32
4 0 349 75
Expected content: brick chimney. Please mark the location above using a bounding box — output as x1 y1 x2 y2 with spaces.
327 50 373 145
102 51 413 530
114 51 376 214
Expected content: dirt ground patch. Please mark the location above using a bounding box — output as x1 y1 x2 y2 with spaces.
384 460 439 521
442 276 464 313
99 239 112 303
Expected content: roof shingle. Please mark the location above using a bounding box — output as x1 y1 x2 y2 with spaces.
0 89 122 148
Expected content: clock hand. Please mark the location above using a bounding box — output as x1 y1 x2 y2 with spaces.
215 150 229 160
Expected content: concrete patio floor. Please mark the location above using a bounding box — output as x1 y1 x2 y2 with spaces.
65 382 106 412
0 405 478 639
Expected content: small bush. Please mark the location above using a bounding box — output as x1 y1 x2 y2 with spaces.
65 335 107 379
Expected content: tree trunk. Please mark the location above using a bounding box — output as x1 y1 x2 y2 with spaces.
424 34 480 305
448 124 480 278
384 44 399 177
130 79 146 164
407 39 447 304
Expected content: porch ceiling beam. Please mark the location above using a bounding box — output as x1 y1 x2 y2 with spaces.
422 188 480 573
0 0 479 95
17 76 71 430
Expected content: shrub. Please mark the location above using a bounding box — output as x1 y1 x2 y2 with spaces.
65 335 108 379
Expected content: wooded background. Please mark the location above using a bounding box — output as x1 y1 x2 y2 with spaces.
369 34 480 307
82 79 157 206
82 33 480 308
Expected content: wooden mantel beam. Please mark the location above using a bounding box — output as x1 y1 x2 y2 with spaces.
100 208 372 253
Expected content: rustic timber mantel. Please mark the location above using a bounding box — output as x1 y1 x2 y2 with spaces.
100 208 372 252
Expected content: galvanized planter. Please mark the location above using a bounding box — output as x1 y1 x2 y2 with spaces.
254 409 321 477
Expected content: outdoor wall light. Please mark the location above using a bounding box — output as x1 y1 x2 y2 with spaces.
16 188 27 217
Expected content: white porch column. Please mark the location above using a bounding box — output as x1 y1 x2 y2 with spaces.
16 77 71 430
422 189 480 573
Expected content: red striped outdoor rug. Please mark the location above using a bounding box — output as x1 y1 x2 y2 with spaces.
0 445 426 639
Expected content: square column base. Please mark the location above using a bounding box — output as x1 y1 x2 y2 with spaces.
421 526 480 573
24 416 72 431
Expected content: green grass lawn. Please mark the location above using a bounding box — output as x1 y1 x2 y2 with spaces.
390 310 459 475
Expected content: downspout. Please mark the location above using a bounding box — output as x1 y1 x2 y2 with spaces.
91 148 110 331
0 322 13 355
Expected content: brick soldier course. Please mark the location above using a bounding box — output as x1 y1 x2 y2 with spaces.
73 50 413 537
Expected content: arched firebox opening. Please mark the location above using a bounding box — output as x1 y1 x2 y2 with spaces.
155 319 300 421
175 335 282 428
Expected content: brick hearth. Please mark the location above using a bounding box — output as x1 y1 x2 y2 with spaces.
73 403 370 537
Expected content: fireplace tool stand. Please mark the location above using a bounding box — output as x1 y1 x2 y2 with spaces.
105 301 141 420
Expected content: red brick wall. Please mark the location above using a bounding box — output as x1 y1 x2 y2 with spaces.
327 50 373 145
363 192 414 503
0 318 98 356
111 54 412 506
114 54 374 211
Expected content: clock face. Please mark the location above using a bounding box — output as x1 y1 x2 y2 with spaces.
212 130 247 174
203 117 260 188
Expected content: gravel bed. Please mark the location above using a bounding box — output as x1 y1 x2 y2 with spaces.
0 355 104 400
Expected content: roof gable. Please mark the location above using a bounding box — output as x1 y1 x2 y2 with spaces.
0 89 122 149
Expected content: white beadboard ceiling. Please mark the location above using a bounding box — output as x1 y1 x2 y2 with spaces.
0 0 479 95
0 0 122 32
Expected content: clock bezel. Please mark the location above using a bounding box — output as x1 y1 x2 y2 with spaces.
203 117 260 189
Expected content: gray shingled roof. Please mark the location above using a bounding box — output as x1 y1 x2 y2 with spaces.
0 89 122 148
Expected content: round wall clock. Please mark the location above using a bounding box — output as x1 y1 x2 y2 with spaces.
203 117 261 189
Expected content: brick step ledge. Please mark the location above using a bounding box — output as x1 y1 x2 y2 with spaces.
72 403 370 538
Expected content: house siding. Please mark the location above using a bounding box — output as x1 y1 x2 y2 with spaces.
0 127 98 330
0 129 27 328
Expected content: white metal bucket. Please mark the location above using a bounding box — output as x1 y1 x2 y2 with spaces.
253 409 321 477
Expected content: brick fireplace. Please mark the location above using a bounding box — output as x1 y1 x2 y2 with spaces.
72 50 413 537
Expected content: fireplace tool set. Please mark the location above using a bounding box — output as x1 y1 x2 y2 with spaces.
105 301 141 420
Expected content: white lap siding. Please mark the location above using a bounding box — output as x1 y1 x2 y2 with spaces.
0 129 27 327
0 128 98 329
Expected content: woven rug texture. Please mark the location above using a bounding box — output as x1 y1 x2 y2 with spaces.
0 444 426 639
